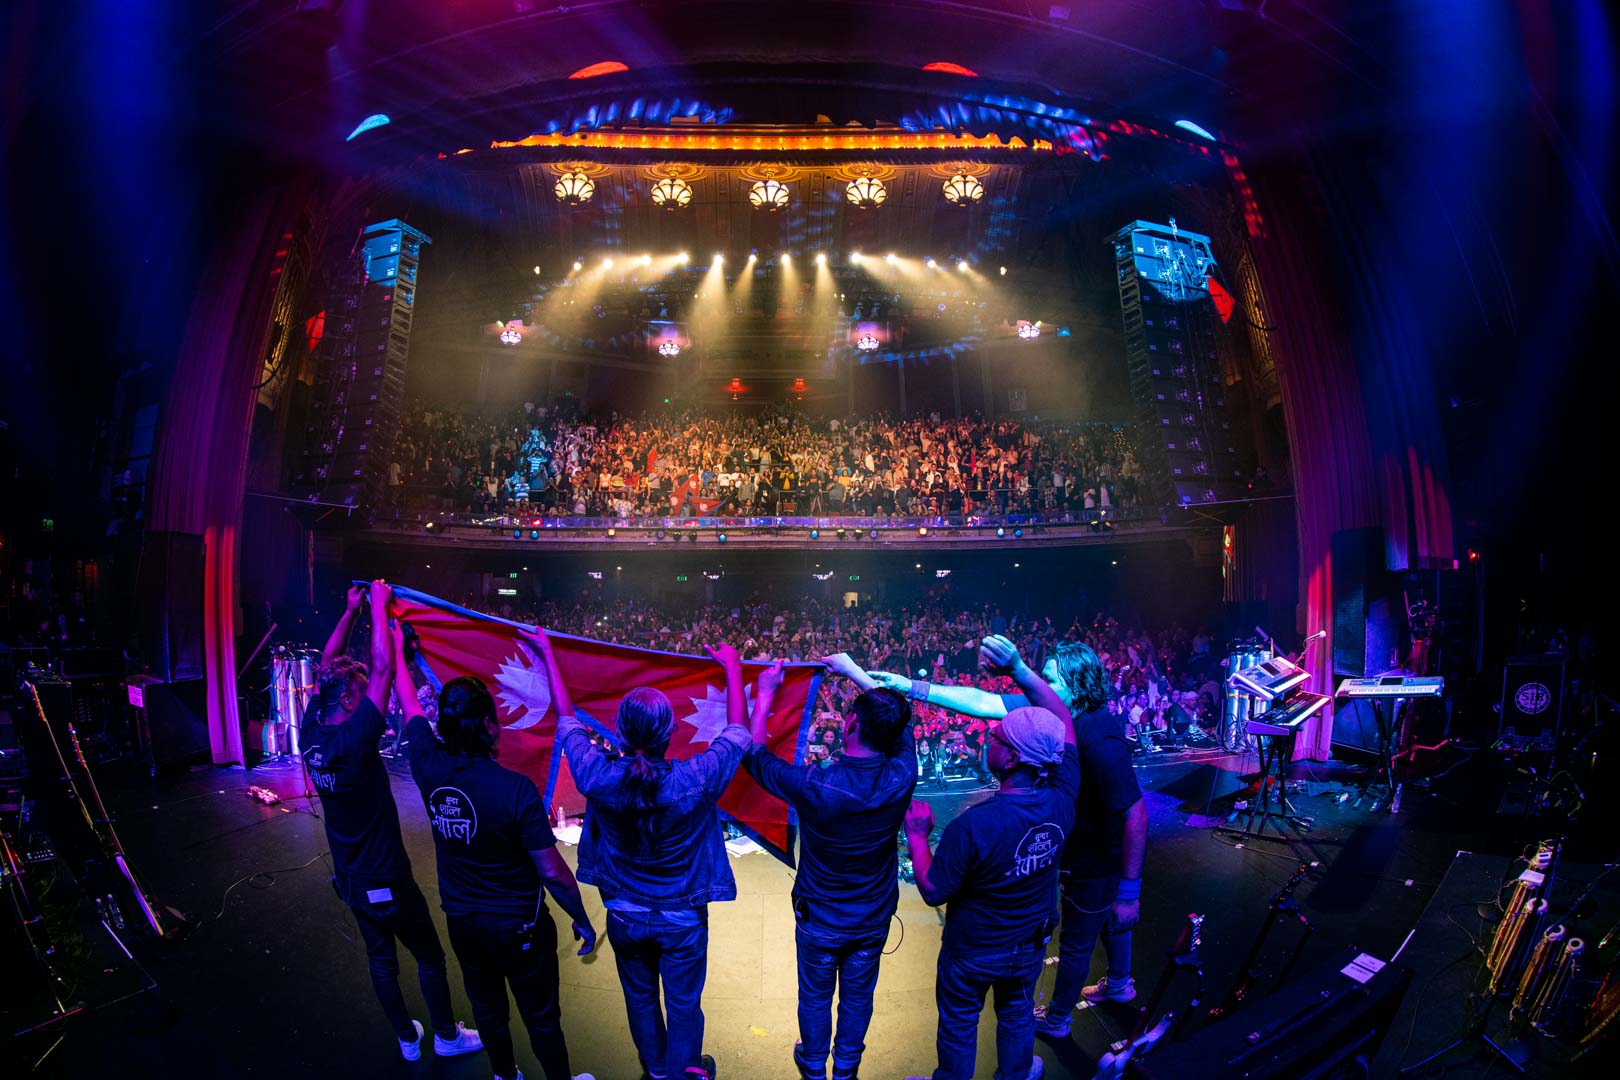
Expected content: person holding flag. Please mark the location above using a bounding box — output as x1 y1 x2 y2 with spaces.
744 653 916 1080
302 580 482 1063
391 617 597 1080
525 629 752 1080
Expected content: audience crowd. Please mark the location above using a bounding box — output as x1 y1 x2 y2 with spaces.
476 592 1225 778
390 403 1145 520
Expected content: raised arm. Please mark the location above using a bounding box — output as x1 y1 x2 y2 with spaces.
365 579 394 716
322 584 368 665
390 622 424 723
705 642 748 731
749 659 786 750
980 634 1073 745
867 668 1011 720
520 627 575 724
819 652 878 692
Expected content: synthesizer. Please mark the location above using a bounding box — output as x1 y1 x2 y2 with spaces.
1338 675 1444 699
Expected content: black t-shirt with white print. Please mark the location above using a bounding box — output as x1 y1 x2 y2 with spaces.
405 715 558 919
301 698 412 889
928 745 1081 950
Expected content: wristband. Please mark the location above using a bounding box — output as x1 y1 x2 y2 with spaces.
908 679 932 703
1115 877 1141 902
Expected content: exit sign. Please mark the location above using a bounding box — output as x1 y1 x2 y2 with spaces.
848 575 861 582
675 574 689 582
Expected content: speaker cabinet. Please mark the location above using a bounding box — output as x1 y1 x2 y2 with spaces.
136 530 205 682
1332 527 1402 677
143 679 210 770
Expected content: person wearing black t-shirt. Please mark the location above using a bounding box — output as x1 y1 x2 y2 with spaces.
902 639 1078 1080
392 622 597 1080
867 638 1147 1036
302 580 481 1063
745 654 916 1080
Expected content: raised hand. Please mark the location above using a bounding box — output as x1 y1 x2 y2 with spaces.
868 671 914 694
978 634 1023 676
345 583 367 612
519 626 553 659
758 659 786 695
706 642 742 669
368 578 392 613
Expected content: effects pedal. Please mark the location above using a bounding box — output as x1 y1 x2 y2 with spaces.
247 785 282 806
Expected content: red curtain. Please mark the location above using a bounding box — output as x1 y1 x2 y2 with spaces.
148 184 311 765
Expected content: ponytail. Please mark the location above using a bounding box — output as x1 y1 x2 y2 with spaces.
617 688 675 847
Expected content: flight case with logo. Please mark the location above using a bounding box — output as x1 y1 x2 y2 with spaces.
1497 655 1565 752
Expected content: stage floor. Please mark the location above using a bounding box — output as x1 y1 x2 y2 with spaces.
12 743 1611 1079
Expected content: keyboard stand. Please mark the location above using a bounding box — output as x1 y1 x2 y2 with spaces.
1350 698 1404 814
1222 730 1312 841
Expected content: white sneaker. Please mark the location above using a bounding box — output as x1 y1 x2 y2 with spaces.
399 1019 424 1062
1034 1003 1071 1039
494 1073 524 1080
1028 1059 1045 1080
1081 975 1137 1004
433 1021 483 1057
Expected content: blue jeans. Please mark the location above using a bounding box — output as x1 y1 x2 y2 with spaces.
932 941 1045 1080
1046 873 1132 1018
608 908 710 1079
794 920 887 1080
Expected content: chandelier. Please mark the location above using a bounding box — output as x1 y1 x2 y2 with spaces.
942 172 984 205
856 335 880 351
500 329 523 345
1018 323 1041 340
845 176 887 208
554 170 595 205
650 176 692 209
748 179 791 211
658 340 681 357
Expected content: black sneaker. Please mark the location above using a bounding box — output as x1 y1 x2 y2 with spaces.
684 1054 717 1080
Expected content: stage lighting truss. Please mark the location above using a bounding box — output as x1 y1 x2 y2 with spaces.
499 329 522 345
942 172 984 206
658 340 681 357
748 179 791 211
1018 323 1041 340
650 176 693 209
845 176 887 209
855 334 881 352
554 170 595 205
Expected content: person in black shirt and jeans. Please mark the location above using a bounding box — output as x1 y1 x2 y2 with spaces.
902 637 1078 1080
302 580 481 1063
392 618 598 1080
745 653 916 1080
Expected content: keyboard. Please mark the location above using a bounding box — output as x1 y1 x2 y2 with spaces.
1228 656 1311 701
1338 676 1444 699
1247 692 1330 737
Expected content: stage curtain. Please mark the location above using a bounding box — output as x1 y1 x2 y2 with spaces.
147 183 310 765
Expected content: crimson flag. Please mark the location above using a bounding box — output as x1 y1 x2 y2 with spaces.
689 494 728 515
386 585 822 864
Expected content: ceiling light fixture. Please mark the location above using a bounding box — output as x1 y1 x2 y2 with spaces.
554 170 595 205
650 176 693 209
942 172 985 205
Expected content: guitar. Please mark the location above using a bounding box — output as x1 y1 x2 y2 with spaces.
1094 913 1205 1080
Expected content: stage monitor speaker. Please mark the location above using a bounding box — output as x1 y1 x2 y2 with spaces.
136 530 205 682
1497 655 1565 752
1331 527 1401 678
143 679 210 770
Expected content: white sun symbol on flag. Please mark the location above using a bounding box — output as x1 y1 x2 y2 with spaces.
681 683 757 745
492 652 551 730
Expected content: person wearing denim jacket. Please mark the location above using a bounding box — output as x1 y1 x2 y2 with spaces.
526 630 751 1080
744 653 916 1080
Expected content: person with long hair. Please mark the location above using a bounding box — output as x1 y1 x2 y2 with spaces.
302 580 481 1063
525 629 751 1080
393 619 597 1080
746 654 916 1080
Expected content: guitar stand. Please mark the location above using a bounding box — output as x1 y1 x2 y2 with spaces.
1208 866 1314 1023
1220 732 1312 841
1398 990 1530 1076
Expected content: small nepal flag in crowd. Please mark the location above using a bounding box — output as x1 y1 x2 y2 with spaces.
387 585 823 863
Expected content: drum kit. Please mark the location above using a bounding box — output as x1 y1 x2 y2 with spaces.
1220 638 1274 752
262 645 319 765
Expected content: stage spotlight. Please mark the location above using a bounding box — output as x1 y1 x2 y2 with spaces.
780 253 791 265
512 528 522 538
836 528 847 538
996 527 1005 538
530 529 541 539
532 265 541 275
657 528 667 539
850 252 863 265
746 252 758 263
815 252 826 265
677 252 690 263
914 563 922 570
999 266 1007 276
1089 519 1102 533
957 260 970 272
809 528 820 539
639 254 653 266
1013 528 1023 538
918 526 929 537
868 529 878 539
606 527 616 537
885 253 898 264
602 257 614 269
424 521 435 530
572 260 583 271
926 257 938 269
718 532 728 543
